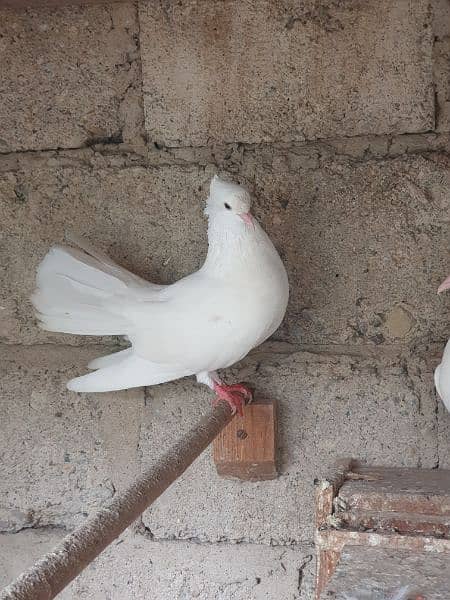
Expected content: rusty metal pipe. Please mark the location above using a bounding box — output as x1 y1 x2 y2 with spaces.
1 402 233 600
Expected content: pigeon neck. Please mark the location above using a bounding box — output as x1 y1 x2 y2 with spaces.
203 215 252 273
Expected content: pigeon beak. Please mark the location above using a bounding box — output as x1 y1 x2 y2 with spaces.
438 274 450 294
239 212 253 226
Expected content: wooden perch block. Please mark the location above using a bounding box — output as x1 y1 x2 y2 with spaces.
213 399 277 481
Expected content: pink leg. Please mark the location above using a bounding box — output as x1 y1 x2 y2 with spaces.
213 382 252 417
223 383 253 403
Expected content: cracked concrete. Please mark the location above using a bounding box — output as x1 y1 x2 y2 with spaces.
1 1 450 598
0 530 315 599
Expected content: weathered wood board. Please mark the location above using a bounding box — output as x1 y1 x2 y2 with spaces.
213 400 277 481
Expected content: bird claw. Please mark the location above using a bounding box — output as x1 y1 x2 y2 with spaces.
212 382 253 417
225 383 253 403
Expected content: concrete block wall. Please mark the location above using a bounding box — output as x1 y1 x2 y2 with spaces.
1 1 449 598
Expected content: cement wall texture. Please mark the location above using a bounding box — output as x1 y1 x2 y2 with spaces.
0 1 449 598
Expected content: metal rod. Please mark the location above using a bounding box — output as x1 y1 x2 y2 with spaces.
1 401 233 600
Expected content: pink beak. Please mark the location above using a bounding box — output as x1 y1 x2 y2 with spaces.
239 212 253 226
438 274 450 294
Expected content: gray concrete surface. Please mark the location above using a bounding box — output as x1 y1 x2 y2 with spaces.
0 3 144 153
1 1 450 598
140 0 433 146
322 546 449 599
434 0 450 132
0 345 143 532
0 530 315 599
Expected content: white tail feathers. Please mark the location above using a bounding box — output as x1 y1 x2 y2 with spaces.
64 231 160 291
32 245 131 335
31 235 183 393
31 233 165 337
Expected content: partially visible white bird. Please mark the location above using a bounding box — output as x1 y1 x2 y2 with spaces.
32 176 289 414
435 273 450 412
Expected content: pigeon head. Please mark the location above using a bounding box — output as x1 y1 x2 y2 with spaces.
205 176 253 225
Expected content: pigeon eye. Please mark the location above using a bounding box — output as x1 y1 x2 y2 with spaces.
224 202 231 210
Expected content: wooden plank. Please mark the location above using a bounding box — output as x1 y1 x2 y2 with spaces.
317 528 450 555
338 466 450 516
315 463 450 598
321 546 448 599
315 549 341 600
316 529 450 600
314 458 356 599
212 400 277 481
315 457 356 527
338 509 450 538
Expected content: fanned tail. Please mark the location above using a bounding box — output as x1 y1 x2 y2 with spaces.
31 234 163 336
31 234 182 393
32 245 131 335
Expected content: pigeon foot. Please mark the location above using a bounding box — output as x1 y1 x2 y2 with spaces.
212 382 253 417
223 383 253 403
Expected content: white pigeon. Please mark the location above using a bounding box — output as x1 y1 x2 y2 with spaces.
32 176 289 414
434 274 450 412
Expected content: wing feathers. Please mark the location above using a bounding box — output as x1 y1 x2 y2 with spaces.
87 348 133 370
67 354 188 392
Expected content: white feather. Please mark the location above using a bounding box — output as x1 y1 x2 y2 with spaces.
32 246 131 335
67 355 189 392
87 348 133 370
